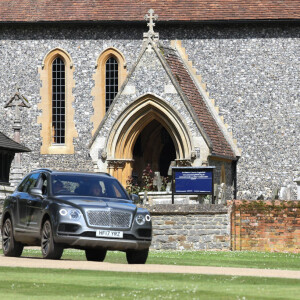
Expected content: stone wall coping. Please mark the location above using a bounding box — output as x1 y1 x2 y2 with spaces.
228 199 300 207
139 191 170 196
141 204 228 215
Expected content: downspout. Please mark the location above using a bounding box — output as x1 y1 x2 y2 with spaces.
232 157 240 199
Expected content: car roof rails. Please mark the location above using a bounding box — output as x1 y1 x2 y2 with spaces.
30 169 112 177
31 168 53 173
95 172 112 177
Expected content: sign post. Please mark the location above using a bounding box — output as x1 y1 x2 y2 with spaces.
172 167 215 204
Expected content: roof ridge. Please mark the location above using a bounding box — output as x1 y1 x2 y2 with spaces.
1 1 300 23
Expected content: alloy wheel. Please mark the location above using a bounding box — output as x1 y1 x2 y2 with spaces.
2 218 23 257
41 220 63 259
41 221 51 256
2 219 12 253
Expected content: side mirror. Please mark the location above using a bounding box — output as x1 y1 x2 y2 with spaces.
131 194 140 204
29 187 43 198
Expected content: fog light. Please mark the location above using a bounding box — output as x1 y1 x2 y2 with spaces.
59 209 68 216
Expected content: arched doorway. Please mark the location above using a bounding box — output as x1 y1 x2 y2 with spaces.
132 120 176 182
105 95 193 186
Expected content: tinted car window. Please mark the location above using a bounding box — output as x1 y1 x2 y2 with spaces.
18 173 40 193
51 174 129 200
17 175 31 192
40 173 48 195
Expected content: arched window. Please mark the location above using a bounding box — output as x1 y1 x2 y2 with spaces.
91 48 127 135
52 57 66 144
105 57 118 111
38 48 77 154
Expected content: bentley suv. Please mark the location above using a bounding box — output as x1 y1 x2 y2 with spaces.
1 169 152 264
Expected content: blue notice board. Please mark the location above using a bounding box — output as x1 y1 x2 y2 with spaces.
172 167 215 203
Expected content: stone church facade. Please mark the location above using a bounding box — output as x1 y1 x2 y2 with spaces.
0 1 299 200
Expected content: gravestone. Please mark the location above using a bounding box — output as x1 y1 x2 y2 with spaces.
153 171 162 191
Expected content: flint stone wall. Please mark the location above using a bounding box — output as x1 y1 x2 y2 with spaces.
146 204 230 250
0 23 299 199
0 184 13 202
0 184 13 242
179 24 300 199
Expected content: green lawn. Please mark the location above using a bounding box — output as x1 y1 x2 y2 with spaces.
0 266 299 300
16 248 300 270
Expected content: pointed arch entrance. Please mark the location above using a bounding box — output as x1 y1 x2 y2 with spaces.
105 95 193 186
132 120 176 181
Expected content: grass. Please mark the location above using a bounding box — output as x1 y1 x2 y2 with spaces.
1 250 300 299
0 266 299 300
14 248 300 270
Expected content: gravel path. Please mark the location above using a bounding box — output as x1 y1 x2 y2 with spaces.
1 255 300 279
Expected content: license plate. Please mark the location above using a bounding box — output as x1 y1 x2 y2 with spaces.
96 230 123 238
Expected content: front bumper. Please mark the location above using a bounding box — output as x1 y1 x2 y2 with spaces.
54 207 152 251
54 234 151 251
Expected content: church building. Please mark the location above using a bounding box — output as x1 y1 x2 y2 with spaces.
0 1 299 200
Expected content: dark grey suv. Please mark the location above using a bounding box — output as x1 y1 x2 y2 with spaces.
1 169 152 264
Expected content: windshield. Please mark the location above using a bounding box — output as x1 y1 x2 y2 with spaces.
51 174 129 200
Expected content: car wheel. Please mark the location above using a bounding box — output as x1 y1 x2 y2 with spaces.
41 220 63 260
126 248 149 264
2 218 23 257
85 249 107 261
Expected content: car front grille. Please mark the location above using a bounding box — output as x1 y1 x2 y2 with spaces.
86 209 132 229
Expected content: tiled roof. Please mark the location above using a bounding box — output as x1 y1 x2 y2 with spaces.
163 47 236 160
0 132 31 153
0 1 299 23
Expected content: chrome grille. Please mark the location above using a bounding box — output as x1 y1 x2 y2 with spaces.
86 210 132 228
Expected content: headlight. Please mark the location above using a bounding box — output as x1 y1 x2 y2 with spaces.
59 208 81 221
145 214 151 222
69 209 81 221
135 214 145 225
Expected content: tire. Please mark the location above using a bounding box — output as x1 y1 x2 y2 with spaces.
1 218 23 257
126 248 149 264
85 249 107 261
41 220 63 260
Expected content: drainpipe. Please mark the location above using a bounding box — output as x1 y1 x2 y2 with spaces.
232 157 240 199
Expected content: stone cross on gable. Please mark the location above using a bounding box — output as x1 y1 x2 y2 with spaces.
143 9 159 43
145 9 158 34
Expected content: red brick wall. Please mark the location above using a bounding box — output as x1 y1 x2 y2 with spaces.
230 200 300 253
